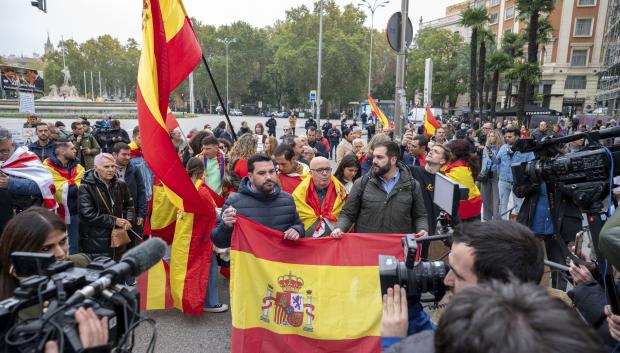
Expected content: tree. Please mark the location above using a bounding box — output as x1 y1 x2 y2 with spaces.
461 7 489 117
500 32 525 109
507 62 541 125
477 28 494 118
487 51 513 118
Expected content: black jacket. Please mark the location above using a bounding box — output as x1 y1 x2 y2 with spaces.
569 279 620 348
78 169 135 259
105 129 130 153
211 177 304 248
309 140 328 158
266 118 277 131
118 163 147 219
46 153 81 214
28 141 54 161
305 119 318 131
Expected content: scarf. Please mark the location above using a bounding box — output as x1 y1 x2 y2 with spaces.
293 176 347 237
129 141 143 159
1 147 56 210
43 159 85 224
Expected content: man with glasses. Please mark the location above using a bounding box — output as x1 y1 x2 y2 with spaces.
292 157 347 238
211 153 304 248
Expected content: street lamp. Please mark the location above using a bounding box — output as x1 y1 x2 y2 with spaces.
217 37 236 113
573 90 578 117
359 0 389 96
316 0 325 126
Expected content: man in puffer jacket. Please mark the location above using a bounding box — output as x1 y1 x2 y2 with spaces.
211 154 304 248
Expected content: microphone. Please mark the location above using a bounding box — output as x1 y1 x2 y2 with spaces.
65 237 166 306
544 259 570 272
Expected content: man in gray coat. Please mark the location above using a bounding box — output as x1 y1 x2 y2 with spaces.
331 140 428 238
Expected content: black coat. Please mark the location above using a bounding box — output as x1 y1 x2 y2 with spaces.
78 169 135 259
211 177 304 248
569 279 620 348
105 129 130 153
305 119 317 131
119 163 147 219
309 140 328 158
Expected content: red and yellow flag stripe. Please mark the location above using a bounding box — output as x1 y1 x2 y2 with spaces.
444 161 482 220
422 105 441 137
230 216 403 353
137 259 174 311
367 95 392 129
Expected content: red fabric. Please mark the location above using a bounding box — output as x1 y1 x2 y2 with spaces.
320 137 330 151
304 179 339 229
220 266 230 279
130 146 143 159
278 173 303 194
459 194 483 220
232 327 380 353
233 159 249 179
206 185 225 207
232 216 404 266
416 155 427 167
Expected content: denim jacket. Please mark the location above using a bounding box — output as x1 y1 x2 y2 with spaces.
494 143 534 182
482 145 498 175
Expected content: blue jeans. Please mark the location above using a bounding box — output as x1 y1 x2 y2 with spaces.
205 252 220 307
498 180 524 220
68 213 80 254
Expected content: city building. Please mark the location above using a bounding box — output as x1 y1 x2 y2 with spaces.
596 0 620 116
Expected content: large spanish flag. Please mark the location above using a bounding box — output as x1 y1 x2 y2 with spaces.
230 216 403 353
422 105 441 137
444 161 482 220
367 95 393 129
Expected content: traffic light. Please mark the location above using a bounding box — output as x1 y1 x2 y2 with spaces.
31 0 47 13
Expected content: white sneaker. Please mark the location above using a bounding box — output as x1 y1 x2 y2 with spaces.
204 304 229 313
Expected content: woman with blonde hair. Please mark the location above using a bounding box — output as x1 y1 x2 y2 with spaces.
359 133 391 175
479 129 504 221
263 135 278 158
227 133 257 190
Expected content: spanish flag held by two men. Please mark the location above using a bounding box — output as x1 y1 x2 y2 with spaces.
230 216 404 353
422 105 441 137
136 0 216 314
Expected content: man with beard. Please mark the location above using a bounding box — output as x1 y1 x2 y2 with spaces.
211 154 304 248
29 123 54 161
331 141 427 238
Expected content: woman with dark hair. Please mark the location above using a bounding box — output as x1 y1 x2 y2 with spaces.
254 123 265 136
0 207 90 300
333 154 360 193
182 130 212 165
445 139 482 221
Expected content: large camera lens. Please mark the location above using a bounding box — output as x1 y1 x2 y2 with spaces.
379 255 448 300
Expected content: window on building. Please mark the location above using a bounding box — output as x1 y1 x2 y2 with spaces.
564 76 587 89
505 28 513 34
578 0 596 6
489 13 498 24
571 49 588 66
574 18 593 36
505 6 514 19
490 0 500 7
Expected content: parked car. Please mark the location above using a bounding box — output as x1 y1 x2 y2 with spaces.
263 111 274 117
230 109 243 116
274 111 287 118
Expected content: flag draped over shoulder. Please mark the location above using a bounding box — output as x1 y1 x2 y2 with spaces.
422 105 441 137
277 163 310 195
145 176 178 244
43 160 85 224
230 216 403 353
444 161 482 220
292 176 347 236
0 147 56 210
367 95 392 129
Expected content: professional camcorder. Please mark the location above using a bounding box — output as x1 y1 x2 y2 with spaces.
378 173 468 302
0 238 166 353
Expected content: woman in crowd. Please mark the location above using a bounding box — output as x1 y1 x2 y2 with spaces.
218 138 232 157
479 129 503 221
333 153 361 193
227 133 257 190
264 135 278 158
254 123 265 136
183 130 212 165
78 153 134 261
445 139 482 222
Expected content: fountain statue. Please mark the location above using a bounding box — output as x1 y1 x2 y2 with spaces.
39 65 87 101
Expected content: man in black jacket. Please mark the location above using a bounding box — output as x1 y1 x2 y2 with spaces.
112 142 147 249
266 116 277 137
307 127 328 158
211 154 304 248
104 120 130 153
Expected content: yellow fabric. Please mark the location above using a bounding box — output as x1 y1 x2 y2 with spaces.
170 208 194 311
44 161 85 203
145 260 168 310
291 176 347 231
230 250 382 338
150 183 178 231
444 166 480 199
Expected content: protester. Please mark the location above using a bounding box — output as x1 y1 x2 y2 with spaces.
367 120 376 140
78 153 134 261
305 116 318 132
307 127 328 158
292 157 347 238
288 112 298 135
211 154 304 248
333 153 361 193
213 121 233 142
302 145 315 163
274 143 310 194
444 139 482 221
183 130 212 165
406 135 428 167
170 129 187 152
23 114 39 128
352 138 364 158
218 138 232 156
479 129 503 221
47 123 61 142
359 133 391 175
335 128 354 163
254 123 266 149
227 133 257 190
266 115 277 137
70 121 100 170
43 141 84 254
292 136 308 164
198 135 226 207
112 142 147 250
29 122 54 161
264 136 278 158
326 124 341 159
531 120 550 142
128 126 154 203
237 121 251 136
104 120 130 153
332 141 428 237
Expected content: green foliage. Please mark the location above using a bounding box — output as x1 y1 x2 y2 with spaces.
507 62 541 84
460 7 490 30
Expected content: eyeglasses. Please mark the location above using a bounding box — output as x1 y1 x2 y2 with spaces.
311 168 331 175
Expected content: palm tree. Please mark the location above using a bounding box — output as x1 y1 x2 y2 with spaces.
500 32 525 108
487 51 513 118
506 62 541 127
477 29 494 119
461 7 489 118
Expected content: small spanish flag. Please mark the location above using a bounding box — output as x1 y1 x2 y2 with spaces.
422 105 441 137
230 216 404 352
367 95 393 129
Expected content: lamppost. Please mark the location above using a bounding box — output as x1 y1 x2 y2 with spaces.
359 0 389 96
316 0 324 126
217 38 236 113
573 90 578 117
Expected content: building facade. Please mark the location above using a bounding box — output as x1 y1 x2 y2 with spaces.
596 0 620 116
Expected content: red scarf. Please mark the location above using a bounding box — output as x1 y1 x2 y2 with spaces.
305 179 338 230
279 173 303 194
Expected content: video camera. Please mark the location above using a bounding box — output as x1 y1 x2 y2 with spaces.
0 238 166 353
378 174 469 302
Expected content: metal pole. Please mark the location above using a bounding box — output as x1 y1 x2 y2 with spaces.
98 71 102 98
393 0 409 140
90 71 94 100
368 9 374 96
316 0 324 127
189 72 195 114
83 71 87 99
225 44 229 113
200 54 237 141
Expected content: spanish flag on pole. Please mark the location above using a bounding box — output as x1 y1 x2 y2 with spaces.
422 105 441 137
137 0 216 314
444 161 482 220
230 216 403 352
367 95 393 129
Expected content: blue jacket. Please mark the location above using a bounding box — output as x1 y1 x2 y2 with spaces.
211 177 304 248
129 156 154 204
381 302 435 350
121 162 148 219
482 145 498 175
493 143 534 182
7 177 40 196
28 141 55 161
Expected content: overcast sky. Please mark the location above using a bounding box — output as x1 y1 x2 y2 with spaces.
1 0 462 57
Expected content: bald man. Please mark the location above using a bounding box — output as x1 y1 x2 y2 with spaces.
292 157 348 238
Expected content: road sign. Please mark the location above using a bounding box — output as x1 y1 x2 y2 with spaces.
309 90 316 102
386 12 413 52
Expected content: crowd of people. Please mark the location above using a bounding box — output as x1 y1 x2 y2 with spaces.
1 111 620 351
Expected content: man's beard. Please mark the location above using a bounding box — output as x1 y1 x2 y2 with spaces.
373 163 390 177
255 179 275 194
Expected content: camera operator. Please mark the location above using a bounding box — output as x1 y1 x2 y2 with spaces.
45 307 109 353
381 221 545 350
0 207 90 315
